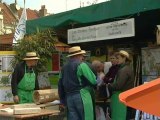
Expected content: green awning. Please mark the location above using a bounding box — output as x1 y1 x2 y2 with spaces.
26 0 160 34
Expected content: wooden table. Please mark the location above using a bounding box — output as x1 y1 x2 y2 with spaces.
0 108 60 120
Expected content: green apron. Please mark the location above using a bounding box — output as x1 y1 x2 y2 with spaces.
77 62 97 120
88 87 96 120
17 65 36 104
80 87 94 120
110 64 127 120
111 91 127 120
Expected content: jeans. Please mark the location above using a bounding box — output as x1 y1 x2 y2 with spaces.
67 92 84 120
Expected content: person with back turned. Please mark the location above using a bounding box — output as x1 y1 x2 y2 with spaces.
58 46 97 120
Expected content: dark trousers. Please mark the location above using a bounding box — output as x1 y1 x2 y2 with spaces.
67 92 84 120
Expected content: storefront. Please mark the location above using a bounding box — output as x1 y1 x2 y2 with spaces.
26 0 160 84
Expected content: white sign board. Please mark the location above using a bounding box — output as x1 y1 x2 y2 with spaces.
68 18 135 44
157 25 160 45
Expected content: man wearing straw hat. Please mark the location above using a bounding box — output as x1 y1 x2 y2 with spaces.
11 52 40 104
58 46 97 120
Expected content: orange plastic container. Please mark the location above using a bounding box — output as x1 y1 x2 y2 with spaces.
119 78 160 116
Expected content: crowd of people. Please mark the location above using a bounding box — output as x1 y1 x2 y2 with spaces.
11 46 135 120
58 46 135 120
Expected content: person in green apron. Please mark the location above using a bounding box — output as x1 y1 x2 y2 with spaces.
11 52 40 104
58 46 97 120
108 50 134 120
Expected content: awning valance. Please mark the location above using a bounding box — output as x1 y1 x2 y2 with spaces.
26 0 160 34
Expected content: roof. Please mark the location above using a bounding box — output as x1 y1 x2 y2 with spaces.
54 41 69 47
0 2 40 25
0 3 17 25
54 41 70 52
0 2 41 45
0 33 14 44
18 8 40 20
26 0 160 34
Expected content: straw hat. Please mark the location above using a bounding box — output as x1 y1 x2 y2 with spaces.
67 46 86 57
118 50 130 60
23 52 40 60
82 50 88 57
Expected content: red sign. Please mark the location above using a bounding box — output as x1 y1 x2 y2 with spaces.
52 53 60 72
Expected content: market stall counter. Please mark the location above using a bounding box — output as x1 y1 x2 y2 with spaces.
0 103 61 120
0 108 59 120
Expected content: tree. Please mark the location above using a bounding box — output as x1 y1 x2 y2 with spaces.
12 29 58 72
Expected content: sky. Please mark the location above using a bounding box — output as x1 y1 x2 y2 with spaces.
2 0 108 14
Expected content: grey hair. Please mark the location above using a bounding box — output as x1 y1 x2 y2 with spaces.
92 60 102 70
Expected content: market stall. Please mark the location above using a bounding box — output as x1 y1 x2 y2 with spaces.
0 89 64 120
0 104 60 120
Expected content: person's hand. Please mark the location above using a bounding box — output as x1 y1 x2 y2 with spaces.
101 76 105 80
13 95 19 104
59 104 65 112
109 78 112 81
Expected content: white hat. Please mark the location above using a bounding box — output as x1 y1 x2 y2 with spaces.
23 52 40 60
119 50 130 60
67 46 86 57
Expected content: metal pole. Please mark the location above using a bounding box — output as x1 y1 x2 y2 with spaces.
66 0 67 11
24 0 25 7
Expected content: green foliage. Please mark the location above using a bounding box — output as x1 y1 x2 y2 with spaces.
13 29 58 72
0 76 10 86
49 75 59 85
